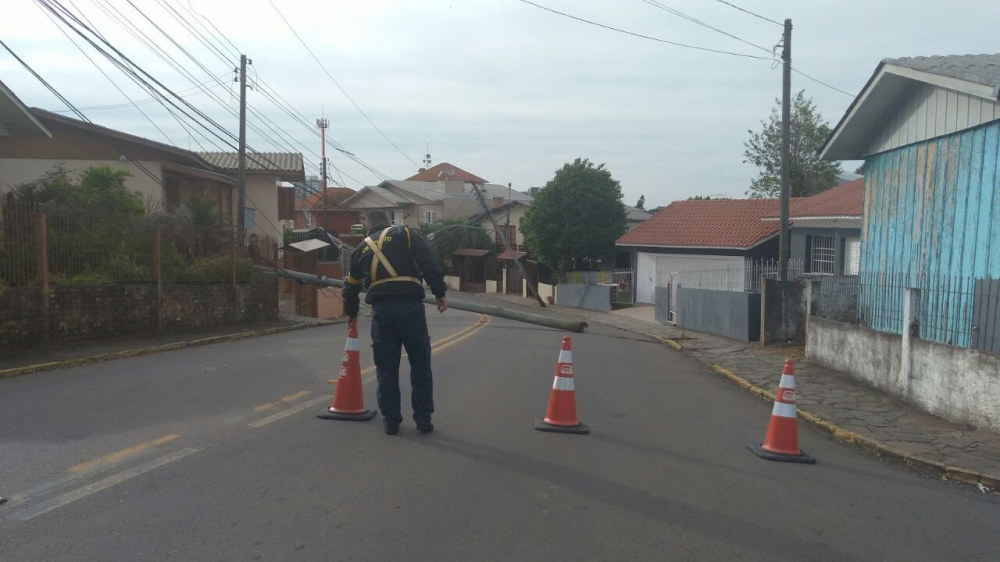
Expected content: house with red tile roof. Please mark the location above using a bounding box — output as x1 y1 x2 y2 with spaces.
616 181 863 304
293 186 360 235
763 178 864 277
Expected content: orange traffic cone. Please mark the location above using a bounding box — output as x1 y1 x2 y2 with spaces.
748 359 815 463
534 335 589 434
317 325 376 421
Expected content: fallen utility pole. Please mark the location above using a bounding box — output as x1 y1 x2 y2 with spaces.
469 182 547 307
255 265 587 333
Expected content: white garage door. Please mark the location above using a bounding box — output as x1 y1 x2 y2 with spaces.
636 253 745 305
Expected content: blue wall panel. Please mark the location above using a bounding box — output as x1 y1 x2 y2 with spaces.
861 120 1000 345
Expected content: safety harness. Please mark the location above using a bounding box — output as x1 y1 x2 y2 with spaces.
363 226 422 289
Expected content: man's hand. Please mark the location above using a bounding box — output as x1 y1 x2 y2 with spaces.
437 298 448 313
347 316 358 330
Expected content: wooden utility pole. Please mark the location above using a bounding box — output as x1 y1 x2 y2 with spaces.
237 55 249 242
470 183 546 307
779 19 792 281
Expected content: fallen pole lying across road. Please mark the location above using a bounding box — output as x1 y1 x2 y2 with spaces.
254 265 588 333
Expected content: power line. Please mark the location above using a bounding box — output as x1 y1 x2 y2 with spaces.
516 0 775 60
37 2 175 145
714 0 782 27
640 0 773 55
268 0 421 168
160 0 391 183
792 69 854 97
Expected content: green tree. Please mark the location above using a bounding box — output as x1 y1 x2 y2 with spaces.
520 158 627 272
687 195 712 200
743 90 842 198
635 195 645 210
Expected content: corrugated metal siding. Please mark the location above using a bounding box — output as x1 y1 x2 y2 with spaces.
866 83 1000 156
860 121 1000 345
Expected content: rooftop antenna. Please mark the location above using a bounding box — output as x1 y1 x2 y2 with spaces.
423 143 432 169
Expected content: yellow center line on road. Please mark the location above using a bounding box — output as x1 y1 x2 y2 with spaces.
68 434 180 474
11 448 201 521
254 390 312 412
249 314 493 428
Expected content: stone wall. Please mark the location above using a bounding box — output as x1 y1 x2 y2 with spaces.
0 279 278 355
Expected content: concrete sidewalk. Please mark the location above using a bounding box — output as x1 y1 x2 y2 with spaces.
469 292 1000 490
0 315 338 378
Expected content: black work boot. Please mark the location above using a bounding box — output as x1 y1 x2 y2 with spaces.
416 422 434 434
384 422 400 435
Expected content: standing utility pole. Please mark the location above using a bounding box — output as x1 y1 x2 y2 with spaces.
778 19 792 281
317 118 330 231
237 55 249 241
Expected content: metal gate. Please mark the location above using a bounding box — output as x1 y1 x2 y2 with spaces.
612 268 635 306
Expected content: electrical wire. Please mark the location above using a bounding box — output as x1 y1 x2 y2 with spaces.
640 0 773 55
714 0 782 27
268 0 421 168
36 3 176 145
516 0 774 60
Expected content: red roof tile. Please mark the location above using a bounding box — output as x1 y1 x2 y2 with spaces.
406 163 487 183
297 187 357 210
616 198 786 249
786 179 864 218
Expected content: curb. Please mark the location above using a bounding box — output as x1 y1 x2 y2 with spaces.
0 320 339 380
707 364 1000 491
639 329 999 491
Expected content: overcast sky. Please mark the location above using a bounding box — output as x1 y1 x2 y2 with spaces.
3 0 1000 208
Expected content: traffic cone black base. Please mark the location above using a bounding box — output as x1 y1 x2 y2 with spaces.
748 444 816 464
317 408 377 422
534 419 589 434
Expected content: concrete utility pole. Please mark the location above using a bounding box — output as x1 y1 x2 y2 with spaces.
470 183 546 307
317 117 329 231
237 55 248 241
779 19 792 281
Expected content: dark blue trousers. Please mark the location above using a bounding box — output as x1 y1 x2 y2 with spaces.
370 298 434 426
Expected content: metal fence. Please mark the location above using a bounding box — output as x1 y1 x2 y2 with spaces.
559 268 635 307
1 197 279 287
809 271 999 351
667 259 804 295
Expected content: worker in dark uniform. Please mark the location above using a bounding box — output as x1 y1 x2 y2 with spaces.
343 210 448 435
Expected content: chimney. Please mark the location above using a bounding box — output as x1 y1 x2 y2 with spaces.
492 197 504 209
418 167 426 173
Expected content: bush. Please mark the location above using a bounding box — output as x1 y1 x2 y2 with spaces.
182 256 253 284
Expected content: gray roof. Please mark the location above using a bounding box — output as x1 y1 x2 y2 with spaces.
378 180 533 204
199 151 304 179
884 54 1000 90
1 81 49 138
624 205 652 222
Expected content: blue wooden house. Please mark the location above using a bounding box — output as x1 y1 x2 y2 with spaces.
820 54 1000 347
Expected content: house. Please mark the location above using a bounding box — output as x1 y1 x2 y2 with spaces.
406 162 487 183
198 151 304 243
343 169 531 227
293 186 359 235
0 80 50 141
616 198 784 304
624 205 652 232
0 108 237 218
762 178 864 276
479 199 530 251
819 53 1000 344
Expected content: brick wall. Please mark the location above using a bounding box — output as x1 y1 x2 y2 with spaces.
0 278 278 356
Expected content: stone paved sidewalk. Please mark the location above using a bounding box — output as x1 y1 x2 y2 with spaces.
469 292 1000 489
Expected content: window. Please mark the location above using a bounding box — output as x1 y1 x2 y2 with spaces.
845 237 861 275
495 225 517 250
425 211 436 224
811 235 836 275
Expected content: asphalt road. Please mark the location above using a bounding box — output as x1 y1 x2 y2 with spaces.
1 307 998 561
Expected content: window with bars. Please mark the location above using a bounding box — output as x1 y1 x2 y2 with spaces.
811 235 836 275
425 211 436 224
